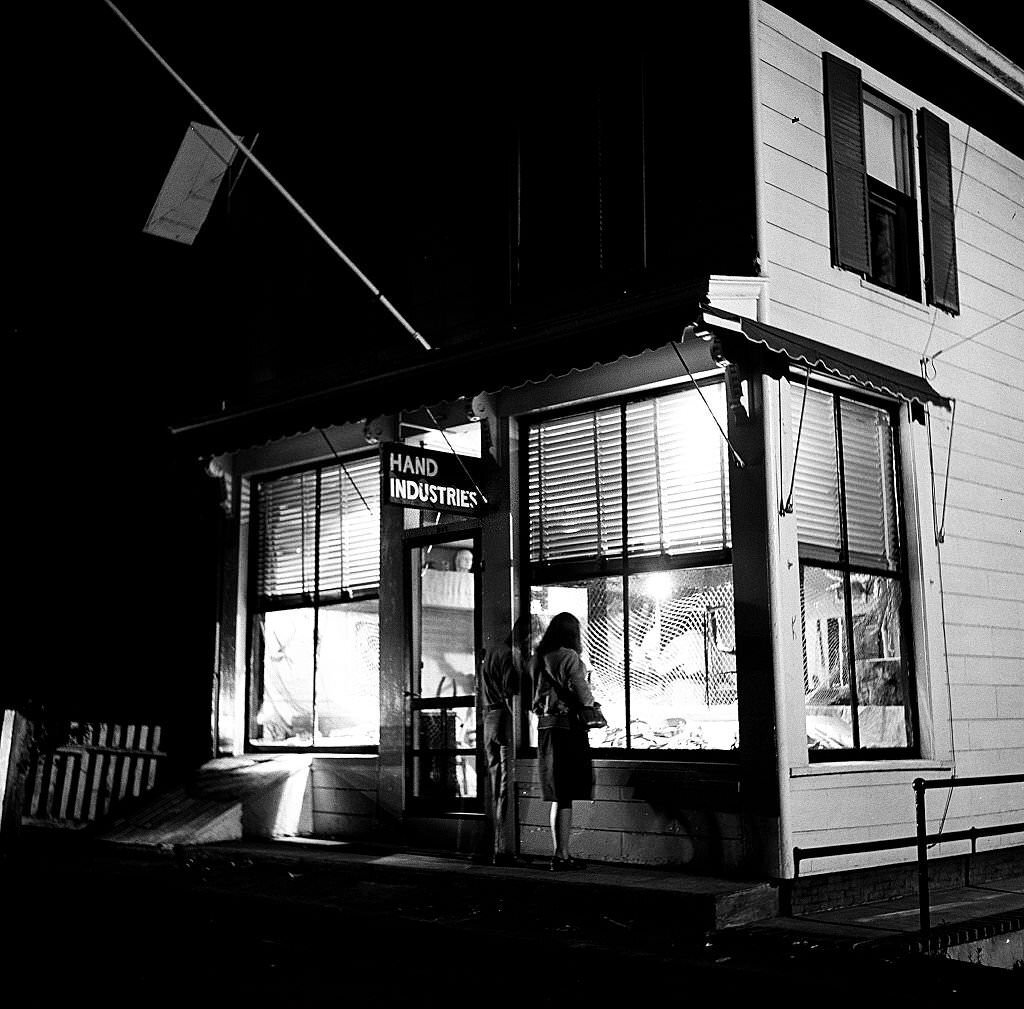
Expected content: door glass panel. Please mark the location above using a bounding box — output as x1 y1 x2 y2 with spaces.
409 536 480 809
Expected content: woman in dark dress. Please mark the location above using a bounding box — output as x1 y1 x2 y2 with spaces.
531 611 601 870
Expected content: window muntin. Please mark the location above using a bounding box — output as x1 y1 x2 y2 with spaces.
250 454 381 749
791 385 914 756
526 382 737 754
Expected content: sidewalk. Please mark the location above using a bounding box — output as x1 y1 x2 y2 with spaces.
164 834 1023 961
7 827 1022 971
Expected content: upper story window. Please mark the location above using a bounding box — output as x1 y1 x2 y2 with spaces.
790 382 917 758
525 381 738 756
249 454 381 751
823 53 960 314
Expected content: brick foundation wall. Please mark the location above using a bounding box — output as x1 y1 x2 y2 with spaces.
783 845 1024 915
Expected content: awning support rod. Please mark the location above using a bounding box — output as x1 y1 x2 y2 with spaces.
673 334 745 469
102 0 433 352
425 409 489 505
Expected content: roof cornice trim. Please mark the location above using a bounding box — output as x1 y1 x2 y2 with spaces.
866 0 1024 104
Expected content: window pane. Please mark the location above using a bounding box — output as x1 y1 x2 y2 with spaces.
863 100 898 189
791 386 841 557
412 709 477 801
319 457 381 594
528 407 622 563
628 566 737 750
416 567 476 698
636 386 731 555
840 398 900 569
868 190 899 290
257 471 318 599
531 579 624 746
530 566 738 752
529 383 730 565
852 574 911 748
253 609 315 744
625 400 660 553
258 457 381 602
315 599 380 746
801 566 853 750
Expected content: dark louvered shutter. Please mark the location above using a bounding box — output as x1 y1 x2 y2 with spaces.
823 53 871 275
918 109 960 315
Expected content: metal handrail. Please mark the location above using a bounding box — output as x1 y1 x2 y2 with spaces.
914 773 1023 933
792 772 1024 934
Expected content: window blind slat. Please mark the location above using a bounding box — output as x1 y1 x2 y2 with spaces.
530 384 729 564
257 457 380 602
792 387 842 555
840 398 899 569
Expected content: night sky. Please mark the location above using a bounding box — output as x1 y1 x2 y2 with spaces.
7 2 1021 738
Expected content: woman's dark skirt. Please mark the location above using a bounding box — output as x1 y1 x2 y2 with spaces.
538 726 594 802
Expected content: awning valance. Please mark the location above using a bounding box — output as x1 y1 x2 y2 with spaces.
698 306 952 411
170 282 707 457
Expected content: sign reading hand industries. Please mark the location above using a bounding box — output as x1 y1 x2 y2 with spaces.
382 442 485 516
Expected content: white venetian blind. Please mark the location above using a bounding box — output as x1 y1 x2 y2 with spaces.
529 406 623 563
319 456 382 592
648 386 731 554
839 398 899 569
257 470 318 599
791 385 842 557
791 388 900 570
257 457 381 602
529 384 730 564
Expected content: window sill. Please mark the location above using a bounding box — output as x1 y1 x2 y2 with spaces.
857 276 929 315
791 759 952 778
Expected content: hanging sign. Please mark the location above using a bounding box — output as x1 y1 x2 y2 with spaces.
381 442 485 516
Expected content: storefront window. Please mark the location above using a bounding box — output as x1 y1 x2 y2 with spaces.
791 384 915 756
526 381 737 753
249 454 381 749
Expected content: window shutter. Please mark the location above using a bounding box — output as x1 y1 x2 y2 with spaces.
791 386 842 558
823 53 871 276
528 407 623 563
918 108 960 315
839 399 900 570
257 471 317 601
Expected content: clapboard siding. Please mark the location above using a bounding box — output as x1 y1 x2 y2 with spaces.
307 756 380 837
758 2 1024 872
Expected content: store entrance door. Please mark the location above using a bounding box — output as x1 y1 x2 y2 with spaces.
407 533 482 813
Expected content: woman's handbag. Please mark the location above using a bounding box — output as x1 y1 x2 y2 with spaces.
577 705 608 730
